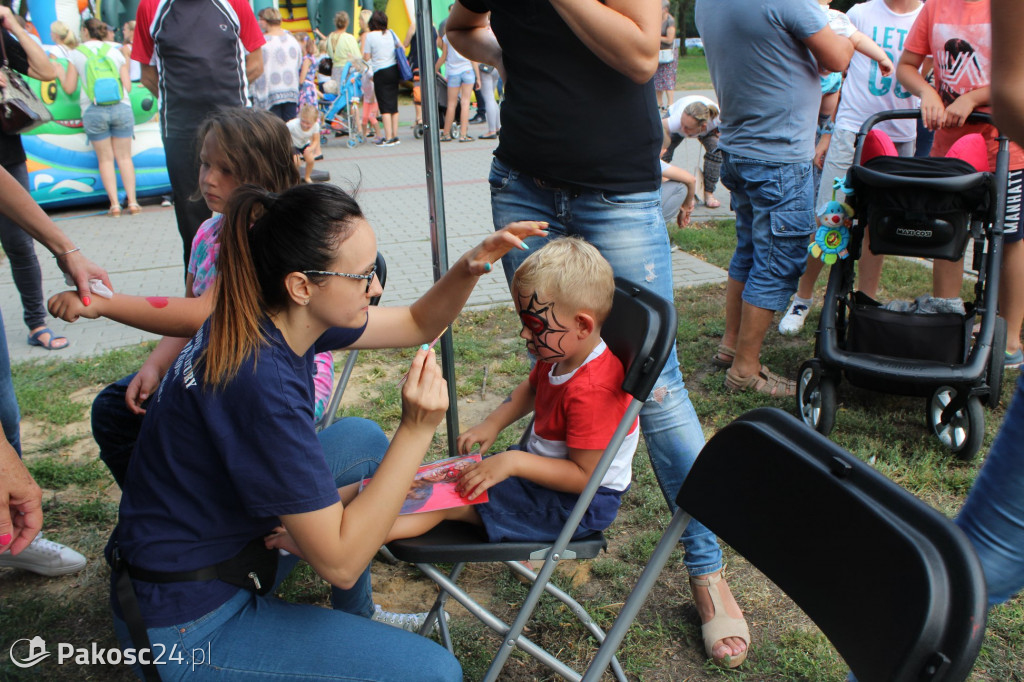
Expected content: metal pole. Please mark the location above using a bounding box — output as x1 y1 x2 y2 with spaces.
415 0 460 456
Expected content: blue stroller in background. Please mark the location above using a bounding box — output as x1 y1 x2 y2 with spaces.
320 60 365 148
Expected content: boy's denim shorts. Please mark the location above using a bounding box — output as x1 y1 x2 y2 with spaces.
83 102 134 142
474 475 624 543
447 69 475 87
720 150 816 311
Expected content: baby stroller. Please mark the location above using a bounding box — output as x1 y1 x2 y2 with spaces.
320 60 365 148
797 110 1009 461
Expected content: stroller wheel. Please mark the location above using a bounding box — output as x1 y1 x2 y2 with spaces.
927 387 984 460
796 361 836 436
413 123 424 139
347 138 357 148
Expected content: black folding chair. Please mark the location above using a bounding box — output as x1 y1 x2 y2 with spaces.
386 277 677 682
316 252 387 432
584 407 988 682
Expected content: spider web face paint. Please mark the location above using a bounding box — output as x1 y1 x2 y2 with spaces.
517 292 569 361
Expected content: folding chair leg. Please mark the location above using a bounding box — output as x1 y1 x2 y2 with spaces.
582 511 692 682
412 562 587 680
505 561 628 682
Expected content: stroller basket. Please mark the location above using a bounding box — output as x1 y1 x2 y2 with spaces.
846 293 974 396
848 156 993 262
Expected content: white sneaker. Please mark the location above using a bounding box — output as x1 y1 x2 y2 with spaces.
371 604 447 634
778 301 812 335
0 535 87 576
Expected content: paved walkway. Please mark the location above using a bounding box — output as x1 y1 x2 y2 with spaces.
2 94 730 363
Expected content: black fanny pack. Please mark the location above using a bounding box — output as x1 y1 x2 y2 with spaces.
109 534 279 681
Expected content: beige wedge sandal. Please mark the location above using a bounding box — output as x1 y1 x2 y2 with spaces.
691 572 751 668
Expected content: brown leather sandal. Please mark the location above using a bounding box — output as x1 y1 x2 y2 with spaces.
725 365 796 397
711 343 735 369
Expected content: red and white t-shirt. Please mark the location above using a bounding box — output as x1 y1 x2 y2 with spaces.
527 341 639 492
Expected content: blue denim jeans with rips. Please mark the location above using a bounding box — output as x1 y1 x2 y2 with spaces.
487 157 723 576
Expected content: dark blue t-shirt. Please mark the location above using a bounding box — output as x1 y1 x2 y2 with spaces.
110 318 364 627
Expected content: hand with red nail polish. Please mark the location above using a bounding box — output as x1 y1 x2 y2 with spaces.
0 441 43 555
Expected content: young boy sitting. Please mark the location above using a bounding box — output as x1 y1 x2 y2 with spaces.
267 237 640 549
287 104 322 184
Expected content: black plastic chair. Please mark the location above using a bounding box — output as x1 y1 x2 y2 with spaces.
583 407 988 682
386 277 677 682
316 251 387 432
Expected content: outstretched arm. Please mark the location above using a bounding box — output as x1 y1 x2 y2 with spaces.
48 288 212 337
354 221 548 349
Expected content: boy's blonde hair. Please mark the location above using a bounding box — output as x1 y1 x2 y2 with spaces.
512 237 615 325
300 104 319 120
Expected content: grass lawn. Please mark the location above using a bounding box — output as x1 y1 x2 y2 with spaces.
676 51 713 91
1 220 1022 681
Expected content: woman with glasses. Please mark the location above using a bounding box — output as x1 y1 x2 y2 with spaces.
54 181 544 680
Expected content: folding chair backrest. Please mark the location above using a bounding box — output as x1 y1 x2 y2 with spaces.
678 408 986 682
605 277 677 400
316 252 387 431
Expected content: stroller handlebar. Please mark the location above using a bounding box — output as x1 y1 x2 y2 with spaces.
852 109 1010 170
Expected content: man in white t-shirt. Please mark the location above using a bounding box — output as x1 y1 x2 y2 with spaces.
779 0 923 336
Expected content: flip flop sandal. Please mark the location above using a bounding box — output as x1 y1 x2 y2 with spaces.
27 327 69 351
690 572 750 669
710 343 735 369
704 196 721 209
725 365 796 397
126 203 142 215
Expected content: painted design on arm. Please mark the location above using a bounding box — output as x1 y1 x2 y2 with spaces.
517 292 569 361
146 296 169 308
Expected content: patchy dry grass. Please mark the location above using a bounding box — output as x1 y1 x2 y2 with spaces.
1 227 1022 680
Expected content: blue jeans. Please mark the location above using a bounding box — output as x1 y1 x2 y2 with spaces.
720 151 816 311
0 307 20 455
488 157 722 576
955 374 1024 607
82 102 134 141
112 563 461 681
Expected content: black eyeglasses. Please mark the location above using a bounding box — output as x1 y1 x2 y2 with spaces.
303 263 377 294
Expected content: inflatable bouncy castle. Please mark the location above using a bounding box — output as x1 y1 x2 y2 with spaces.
21 0 170 208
